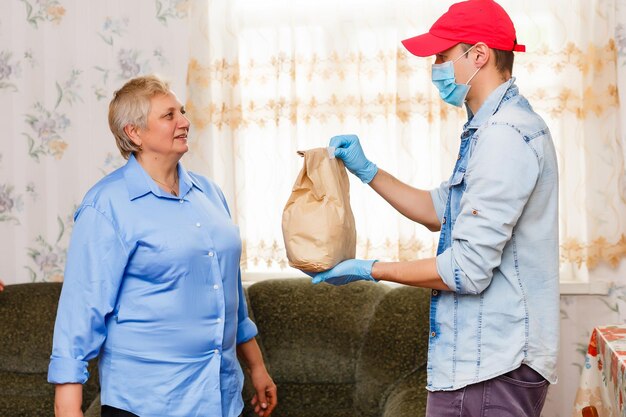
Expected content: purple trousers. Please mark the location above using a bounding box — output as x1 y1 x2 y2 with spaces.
425 365 549 417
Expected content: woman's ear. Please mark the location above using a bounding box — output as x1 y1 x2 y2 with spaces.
124 124 142 147
473 42 490 68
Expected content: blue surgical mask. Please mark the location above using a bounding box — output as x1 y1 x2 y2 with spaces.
431 46 481 107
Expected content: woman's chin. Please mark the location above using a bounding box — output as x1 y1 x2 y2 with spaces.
174 140 189 153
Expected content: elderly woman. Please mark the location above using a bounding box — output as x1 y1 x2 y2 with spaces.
48 75 276 417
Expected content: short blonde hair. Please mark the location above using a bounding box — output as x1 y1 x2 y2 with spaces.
108 75 171 159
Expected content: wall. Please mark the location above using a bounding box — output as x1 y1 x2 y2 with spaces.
0 0 190 284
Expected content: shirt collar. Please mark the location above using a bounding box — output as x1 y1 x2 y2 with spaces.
123 154 203 201
464 77 518 130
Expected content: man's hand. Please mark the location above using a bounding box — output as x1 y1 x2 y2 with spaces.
249 366 277 417
312 259 377 286
330 135 378 183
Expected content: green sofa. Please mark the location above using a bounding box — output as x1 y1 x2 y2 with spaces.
0 283 100 417
1 278 430 417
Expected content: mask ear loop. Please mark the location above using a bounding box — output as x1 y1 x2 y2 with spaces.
453 44 481 86
465 66 481 85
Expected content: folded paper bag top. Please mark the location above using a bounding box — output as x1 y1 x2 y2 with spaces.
281 147 357 273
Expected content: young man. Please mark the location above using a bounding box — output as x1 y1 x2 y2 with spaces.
313 1 559 416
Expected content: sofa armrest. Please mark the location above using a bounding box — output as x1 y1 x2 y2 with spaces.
355 286 430 417
84 394 101 417
381 369 427 417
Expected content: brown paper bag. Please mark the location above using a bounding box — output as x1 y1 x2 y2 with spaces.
282 147 356 272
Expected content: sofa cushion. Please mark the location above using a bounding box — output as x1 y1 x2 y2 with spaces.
246 278 388 384
244 382 356 417
354 285 431 417
0 283 62 373
0 371 56 417
0 283 100 415
381 368 428 417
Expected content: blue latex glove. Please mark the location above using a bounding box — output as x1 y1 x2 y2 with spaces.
330 135 378 183
311 259 378 286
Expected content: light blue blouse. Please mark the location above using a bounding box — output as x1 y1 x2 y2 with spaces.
48 155 258 417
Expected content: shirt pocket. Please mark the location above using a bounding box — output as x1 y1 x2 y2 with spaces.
448 169 466 225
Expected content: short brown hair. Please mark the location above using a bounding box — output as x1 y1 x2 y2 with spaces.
460 43 514 76
108 75 171 159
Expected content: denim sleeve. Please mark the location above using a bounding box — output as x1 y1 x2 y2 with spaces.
48 205 129 384
436 124 540 294
429 180 449 223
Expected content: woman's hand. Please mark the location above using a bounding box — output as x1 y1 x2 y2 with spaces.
54 384 84 417
237 338 277 417
249 365 277 417
55 410 83 417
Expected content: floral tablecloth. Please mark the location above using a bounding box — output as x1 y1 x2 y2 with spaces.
573 325 626 417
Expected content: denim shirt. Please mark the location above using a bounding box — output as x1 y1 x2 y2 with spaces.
429 78 559 391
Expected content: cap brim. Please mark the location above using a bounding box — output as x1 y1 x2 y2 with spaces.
401 33 460 57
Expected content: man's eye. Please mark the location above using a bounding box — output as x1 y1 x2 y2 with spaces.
180 108 186 115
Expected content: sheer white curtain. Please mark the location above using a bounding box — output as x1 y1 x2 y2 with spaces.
186 0 625 280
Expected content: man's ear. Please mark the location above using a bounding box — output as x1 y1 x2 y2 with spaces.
473 42 490 68
123 124 142 147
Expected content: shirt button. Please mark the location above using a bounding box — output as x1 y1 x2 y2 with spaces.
179 199 184 204
472 209 478 215
431 331 436 338
216 318 222 323
432 290 438 296
208 251 214 257
195 222 201 227
442 217 446 225
213 284 219 290
214 349 219 355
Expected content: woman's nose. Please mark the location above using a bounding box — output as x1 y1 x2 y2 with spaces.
179 113 190 128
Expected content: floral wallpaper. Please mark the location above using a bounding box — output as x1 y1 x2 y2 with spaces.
1 1 625 417
0 0 190 284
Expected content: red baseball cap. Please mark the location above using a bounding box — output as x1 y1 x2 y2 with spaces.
402 0 525 57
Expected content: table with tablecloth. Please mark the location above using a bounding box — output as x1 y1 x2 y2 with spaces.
573 325 626 417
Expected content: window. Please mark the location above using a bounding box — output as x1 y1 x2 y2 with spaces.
186 0 625 291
